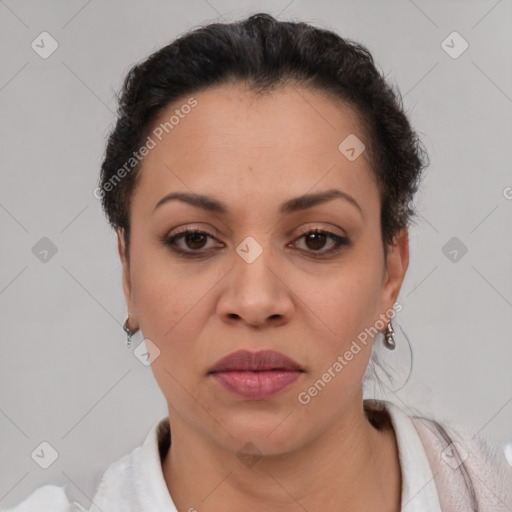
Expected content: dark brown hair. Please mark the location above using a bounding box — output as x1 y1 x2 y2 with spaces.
98 12 428 260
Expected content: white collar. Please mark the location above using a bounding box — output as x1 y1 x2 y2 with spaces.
89 399 441 511
382 400 443 512
88 418 176 511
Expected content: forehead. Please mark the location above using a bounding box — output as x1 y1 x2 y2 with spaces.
131 82 378 222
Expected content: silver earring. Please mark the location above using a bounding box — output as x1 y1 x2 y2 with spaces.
123 316 136 350
384 322 395 350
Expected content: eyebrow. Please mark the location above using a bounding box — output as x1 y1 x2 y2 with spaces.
153 188 362 217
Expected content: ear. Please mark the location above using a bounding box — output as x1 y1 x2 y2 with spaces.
117 229 138 329
378 227 409 317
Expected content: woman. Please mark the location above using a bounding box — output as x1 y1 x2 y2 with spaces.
6 12 511 512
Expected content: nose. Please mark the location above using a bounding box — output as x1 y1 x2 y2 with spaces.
216 242 294 329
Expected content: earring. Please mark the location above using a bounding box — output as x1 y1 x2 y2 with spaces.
123 315 137 350
384 322 395 350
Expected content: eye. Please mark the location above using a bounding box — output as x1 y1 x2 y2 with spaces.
162 227 349 258
289 228 349 256
163 228 221 256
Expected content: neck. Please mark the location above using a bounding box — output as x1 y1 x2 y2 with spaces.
162 394 401 512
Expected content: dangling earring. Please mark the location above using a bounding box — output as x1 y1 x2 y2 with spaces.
123 315 137 350
384 321 395 350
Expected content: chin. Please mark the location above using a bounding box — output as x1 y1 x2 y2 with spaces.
214 407 308 455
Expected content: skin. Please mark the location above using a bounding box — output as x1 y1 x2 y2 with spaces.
117 81 409 511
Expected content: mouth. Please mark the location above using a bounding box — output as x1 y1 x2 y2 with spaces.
207 349 304 400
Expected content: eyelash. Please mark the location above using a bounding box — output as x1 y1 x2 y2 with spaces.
161 227 350 258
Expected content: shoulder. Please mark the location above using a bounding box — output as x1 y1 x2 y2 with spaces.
2 464 108 512
3 418 168 512
410 406 509 472
365 398 512 510
1 484 86 512
402 402 512 510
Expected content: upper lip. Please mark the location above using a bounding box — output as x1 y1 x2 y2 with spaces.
208 349 303 373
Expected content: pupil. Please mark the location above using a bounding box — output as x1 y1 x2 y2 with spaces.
187 232 206 249
307 232 325 250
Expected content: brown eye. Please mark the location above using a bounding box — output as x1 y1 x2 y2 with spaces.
163 228 220 255
291 228 349 257
162 227 349 258
183 231 208 250
304 231 328 251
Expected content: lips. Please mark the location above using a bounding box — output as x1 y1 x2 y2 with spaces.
208 349 304 400
208 349 303 373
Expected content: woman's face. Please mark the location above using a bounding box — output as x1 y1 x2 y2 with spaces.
118 81 408 455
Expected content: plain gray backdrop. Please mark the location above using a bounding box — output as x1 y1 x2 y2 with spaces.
1 0 511 508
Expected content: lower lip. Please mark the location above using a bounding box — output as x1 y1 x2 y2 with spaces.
210 370 302 399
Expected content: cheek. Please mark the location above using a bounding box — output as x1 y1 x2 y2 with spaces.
135 273 203 346
311 288 378 387
293 267 383 416
298 256 383 347
130 248 220 368
131 263 209 405
336 273 382 340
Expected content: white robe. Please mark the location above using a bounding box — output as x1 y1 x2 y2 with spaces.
3 399 511 511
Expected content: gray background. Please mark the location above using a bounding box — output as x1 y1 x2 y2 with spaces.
1 0 511 508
